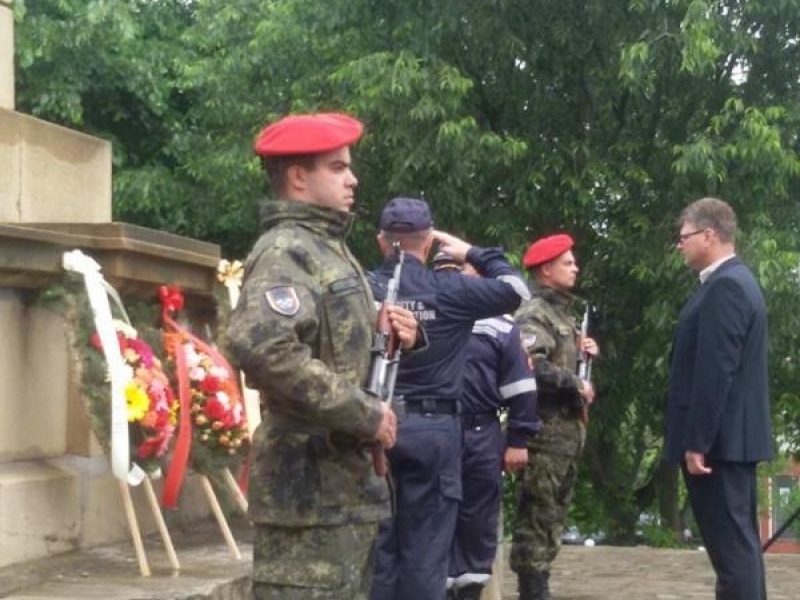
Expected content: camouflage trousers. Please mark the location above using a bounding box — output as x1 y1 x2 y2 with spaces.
252 522 378 600
509 418 584 574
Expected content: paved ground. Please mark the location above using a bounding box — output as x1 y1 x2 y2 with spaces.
2 522 800 599
0 517 252 600
501 543 800 600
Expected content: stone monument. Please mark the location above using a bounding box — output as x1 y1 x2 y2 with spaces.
0 1 229 568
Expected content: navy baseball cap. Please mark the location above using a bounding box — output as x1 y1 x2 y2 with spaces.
379 197 434 232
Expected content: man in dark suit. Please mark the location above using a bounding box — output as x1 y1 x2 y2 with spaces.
666 197 773 600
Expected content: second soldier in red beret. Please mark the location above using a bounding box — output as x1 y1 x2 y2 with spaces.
227 113 423 600
509 233 600 600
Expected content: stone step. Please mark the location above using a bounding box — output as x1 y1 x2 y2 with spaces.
0 457 216 569
0 515 252 600
0 460 82 566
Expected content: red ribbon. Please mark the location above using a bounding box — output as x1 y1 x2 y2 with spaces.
160 285 190 508
159 284 249 507
158 285 184 313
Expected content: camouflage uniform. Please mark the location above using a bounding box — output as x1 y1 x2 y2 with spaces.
227 199 390 599
510 281 586 576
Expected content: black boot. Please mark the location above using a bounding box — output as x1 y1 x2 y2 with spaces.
456 582 485 600
518 570 550 600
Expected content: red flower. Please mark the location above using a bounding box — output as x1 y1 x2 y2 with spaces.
200 374 222 394
203 395 227 421
90 332 103 351
137 433 165 459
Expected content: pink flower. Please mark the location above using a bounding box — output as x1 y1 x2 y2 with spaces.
127 338 155 369
189 366 206 381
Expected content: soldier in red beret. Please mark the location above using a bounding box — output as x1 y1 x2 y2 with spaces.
228 113 423 600
509 233 599 600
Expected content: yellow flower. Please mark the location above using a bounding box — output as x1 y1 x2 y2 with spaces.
125 382 150 422
170 401 179 425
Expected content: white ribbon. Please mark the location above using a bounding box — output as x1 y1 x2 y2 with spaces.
63 249 137 483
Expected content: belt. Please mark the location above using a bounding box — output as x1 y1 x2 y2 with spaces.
461 411 499 429
537 395 582 419
405 398 459 415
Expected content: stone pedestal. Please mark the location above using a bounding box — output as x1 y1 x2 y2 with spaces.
0 1 13 111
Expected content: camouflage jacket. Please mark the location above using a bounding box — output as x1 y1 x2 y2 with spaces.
515 281 585 456
226 199 390 526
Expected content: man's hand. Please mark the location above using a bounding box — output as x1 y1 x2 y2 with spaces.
580 336 600 358
374 403 397 448
504 447 528 473
685 451 712 475
579 380 596 405
432 230 472 263
386 305 418 350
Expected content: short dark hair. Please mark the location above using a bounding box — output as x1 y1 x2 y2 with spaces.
380 229 431 252
261 154 318 197
680 197 737 243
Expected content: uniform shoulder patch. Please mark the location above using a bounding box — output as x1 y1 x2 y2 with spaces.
522 333 537 350
265 285 300 316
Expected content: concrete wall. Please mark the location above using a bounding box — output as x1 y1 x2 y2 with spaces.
0 290 69 461
0 109 112 223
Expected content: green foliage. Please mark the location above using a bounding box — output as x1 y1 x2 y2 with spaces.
502 472 519 539
637 519 684 548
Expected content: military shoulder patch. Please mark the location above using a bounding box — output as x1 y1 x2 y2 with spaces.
265 286 300 316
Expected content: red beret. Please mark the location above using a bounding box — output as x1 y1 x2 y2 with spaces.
254 112 364 157
522 233 574 268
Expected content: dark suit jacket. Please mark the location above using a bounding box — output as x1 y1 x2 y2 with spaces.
665 256 773 463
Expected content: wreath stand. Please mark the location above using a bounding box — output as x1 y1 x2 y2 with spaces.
119 474 181 576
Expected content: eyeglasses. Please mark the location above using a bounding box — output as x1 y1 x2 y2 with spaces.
676 229 706 244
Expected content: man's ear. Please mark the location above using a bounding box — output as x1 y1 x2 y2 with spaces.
422 232 435 261
376 233 389 256
286 164 308 193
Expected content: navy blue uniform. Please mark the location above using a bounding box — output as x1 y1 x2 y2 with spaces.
449 317 538 596
368 247 528 600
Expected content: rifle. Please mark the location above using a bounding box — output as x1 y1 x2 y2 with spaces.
577 304 592 424
577 304 592 380
365 242 405 476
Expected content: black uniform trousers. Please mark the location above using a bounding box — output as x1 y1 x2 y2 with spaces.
682 461 767 600
370 409 462 600
449 416 503 586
